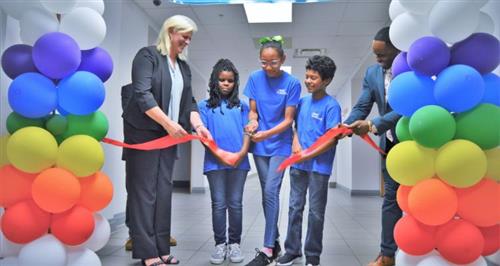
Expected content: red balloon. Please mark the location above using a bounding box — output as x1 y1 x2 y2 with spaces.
456 178 500 227
51 206 95 245
0 165 36 207
479 225 499 256
408 179 457 226
394 215 436 255
396 185 412 214
78 171 113 211
436 219 484 264
1 200 50 244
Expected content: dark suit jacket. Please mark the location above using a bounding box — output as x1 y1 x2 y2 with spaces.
122 46 198 133
344 64 401 151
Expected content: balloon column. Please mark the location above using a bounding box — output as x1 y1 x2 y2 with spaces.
0 1 112 265
388 1 499 265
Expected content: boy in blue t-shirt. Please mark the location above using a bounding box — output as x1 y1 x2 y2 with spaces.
276 56 341 266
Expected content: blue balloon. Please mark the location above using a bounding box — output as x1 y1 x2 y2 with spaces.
481 73 499 106
58 71 105 115
7 72 57 118
434 65 485 113
388 71 436 117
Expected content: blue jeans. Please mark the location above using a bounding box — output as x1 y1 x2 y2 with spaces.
253 155 287 248
206 169 248 245
285 168 330 257
381 157 402 257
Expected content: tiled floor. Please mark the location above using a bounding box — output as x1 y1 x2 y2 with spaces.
98 172 385 266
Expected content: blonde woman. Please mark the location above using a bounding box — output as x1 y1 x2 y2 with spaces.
122 15 211 266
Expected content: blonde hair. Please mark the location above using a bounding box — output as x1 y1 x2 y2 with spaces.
156 15 197 60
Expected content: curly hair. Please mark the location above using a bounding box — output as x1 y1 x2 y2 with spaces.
206 58 240 111
305 55 337 81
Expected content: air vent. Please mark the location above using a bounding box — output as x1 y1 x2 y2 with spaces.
293 48 326 58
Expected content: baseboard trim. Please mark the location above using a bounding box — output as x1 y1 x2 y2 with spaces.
108 212 126 233
173 180 190 188
191 187 206 193
329 181 337 188
335 183 380 196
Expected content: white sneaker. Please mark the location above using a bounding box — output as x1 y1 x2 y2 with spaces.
227 243 245 263
210 243 227 264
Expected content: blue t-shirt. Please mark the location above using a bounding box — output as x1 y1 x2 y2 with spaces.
243 70 301 156
292 94 341 176
198 99 251 173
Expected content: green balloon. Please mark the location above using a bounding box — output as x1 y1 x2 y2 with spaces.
45 114 68 136
409 105 456 148
396 116 413 142
455 104 500 150
6 112 45 134
59 111 109 141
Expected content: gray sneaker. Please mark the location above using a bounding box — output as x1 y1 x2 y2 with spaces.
228 243 245 263
210 243 227 264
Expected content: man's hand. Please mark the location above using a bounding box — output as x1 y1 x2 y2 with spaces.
346 120 371 136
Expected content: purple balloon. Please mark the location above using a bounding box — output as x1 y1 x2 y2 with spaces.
482 73 500 106
1 44 38 79
451 33 500 74
407 36 450 76
32 32 81 79
78 47 114 82
392 52 411 79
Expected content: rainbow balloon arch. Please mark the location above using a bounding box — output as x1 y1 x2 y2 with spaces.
0 1 112 265
387 0 499 265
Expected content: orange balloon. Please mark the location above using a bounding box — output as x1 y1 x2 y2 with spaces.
396 185 412 214
78 171 113 211
0 165 37 207
32 168 81 213
1 200 50 244
479 225 499 256
456 178 500 227
408 179 458 226
436 219 484 264
394 215 436 255
51 206 95 245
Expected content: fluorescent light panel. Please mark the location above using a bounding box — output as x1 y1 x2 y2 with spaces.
243 2 292 23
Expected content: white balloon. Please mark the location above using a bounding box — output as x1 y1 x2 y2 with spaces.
70 213 110 252
18 235 67 266
40 0 77 14
429 1 481 44
456 256 487 266
398 0 438 15
486 250 500 265
417 255 453 266
0 220 23 258
59 7 106 50
66 248 102 266
389 0 406 21
75 0 105 15
0 0 44 20
19 8 59 45
396 250 437 266
0 256 19 266
389 12 431 52
475 12 495 34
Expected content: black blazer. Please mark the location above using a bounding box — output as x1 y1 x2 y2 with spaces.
122 46 198 133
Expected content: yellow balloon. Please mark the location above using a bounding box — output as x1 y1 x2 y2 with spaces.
0 135 10 167
436 139 487 188
57 135 104 177
6 127 58 173
386 141 436 186
485 148 500 181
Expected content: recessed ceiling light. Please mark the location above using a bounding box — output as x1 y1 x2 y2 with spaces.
243 2 292 23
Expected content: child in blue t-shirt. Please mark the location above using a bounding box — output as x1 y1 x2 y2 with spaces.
243 37 301 266
276 56 341 266
198 59 250 265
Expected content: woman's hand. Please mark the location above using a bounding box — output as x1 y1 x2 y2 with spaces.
164 120 188 138
195 125 213 140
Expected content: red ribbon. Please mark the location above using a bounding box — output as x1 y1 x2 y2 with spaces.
276 125 385 172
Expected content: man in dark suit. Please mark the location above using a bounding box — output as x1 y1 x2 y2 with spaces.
341 27 401 266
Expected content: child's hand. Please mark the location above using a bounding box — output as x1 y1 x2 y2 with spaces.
245 119 258 134
251 130 269 142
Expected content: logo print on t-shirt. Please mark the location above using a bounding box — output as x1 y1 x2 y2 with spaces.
311 112 323 121
276 89 287 95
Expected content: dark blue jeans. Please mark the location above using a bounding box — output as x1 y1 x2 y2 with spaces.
253 155 287 248
206 169 248 245
284 168 330 257
381 157 402 257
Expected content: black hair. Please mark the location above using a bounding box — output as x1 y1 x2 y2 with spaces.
374 26 396 49
206 58 240 110
259 41 284 58
306 55 337 81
